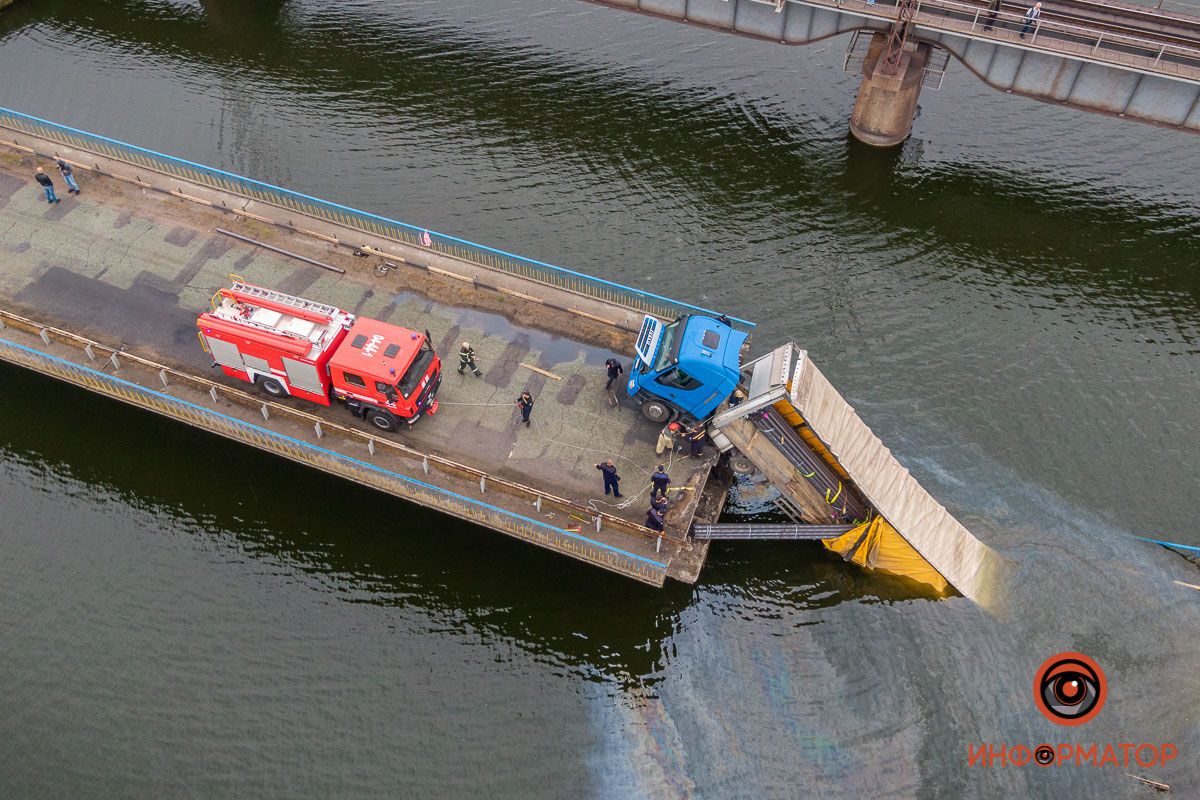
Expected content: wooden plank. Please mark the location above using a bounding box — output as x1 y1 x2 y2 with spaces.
519 362 562 380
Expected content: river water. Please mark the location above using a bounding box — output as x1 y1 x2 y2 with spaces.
1 0 1198 796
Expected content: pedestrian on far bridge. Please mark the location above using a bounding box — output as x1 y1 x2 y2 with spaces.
596 460 622 497
34 168 59 205
604 357 624 390
56 159 80 195
458 341 482 376
1019 1 1041 38
650 465 671 500
983 0 1002 31
516 390 534 427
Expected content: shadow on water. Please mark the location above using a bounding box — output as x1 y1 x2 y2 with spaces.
196 0 285 37
1 0 1198 334
0 362 920 686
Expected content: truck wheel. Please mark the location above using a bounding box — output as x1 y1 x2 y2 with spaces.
366 409 397 432
640 398 673 424
731 455 756 476
259 377 286 397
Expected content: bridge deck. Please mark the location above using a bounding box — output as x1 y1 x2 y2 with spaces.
0 144 717 586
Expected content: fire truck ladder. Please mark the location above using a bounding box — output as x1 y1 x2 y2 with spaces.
228 276 343 319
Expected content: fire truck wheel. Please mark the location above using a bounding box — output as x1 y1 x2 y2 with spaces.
366 409 398 432
258 377 286 397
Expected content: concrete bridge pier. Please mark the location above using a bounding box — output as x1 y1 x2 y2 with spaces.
850 33 930 147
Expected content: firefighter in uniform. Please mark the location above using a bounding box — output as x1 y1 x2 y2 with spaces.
645 504 665 532
516 391 534 427
458 341 482 376
686 423 707 458
595 460 623 497
604 357 624 390
656 422 681 456
650 465 671 499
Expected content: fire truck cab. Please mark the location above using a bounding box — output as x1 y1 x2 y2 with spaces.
197 279 441 432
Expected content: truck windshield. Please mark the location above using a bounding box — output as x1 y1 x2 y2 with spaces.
652 319 682 374
397 340 435 398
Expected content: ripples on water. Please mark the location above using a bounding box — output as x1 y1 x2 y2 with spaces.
1 0 1199 796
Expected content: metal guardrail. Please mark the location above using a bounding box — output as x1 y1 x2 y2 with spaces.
0 314 674 586
0 106 754 331
692 522 855 539
782 0 1200 77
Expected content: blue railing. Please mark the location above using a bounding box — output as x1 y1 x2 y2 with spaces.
0 105 754 330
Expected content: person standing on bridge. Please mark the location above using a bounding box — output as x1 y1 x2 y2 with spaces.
33 168 59 205
458 341 482 376
983 0 1002 32
1019 1 1041 38
604 357 624 391
596 460 623 498
651 465 671 500
685 422 707 458
656 421 681 456
56 159 79 195
645 504 665 533
516 390 534 427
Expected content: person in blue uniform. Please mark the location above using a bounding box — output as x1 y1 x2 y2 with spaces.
604 357 623 390
645 504 665 532
516 391 534 426
596 460 622 497
650 465 671 499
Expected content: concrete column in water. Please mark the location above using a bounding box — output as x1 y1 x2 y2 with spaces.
850 32 930 147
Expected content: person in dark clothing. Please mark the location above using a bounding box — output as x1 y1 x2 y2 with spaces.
34 168 59 204
686 423 706 458
728 389 745 408
56 159 79 194
983 0 1002 31
596 460 622 497
650 493 669 514
650 465 671 499
516 391 534 426
645 505 665 532
604 358 624 390
458 341 481 376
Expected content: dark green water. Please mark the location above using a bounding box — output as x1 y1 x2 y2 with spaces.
1 0 1198 796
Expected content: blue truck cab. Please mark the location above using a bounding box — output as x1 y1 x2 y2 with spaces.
626 314 748 423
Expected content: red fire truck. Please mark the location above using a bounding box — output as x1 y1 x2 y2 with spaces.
197 278 441 432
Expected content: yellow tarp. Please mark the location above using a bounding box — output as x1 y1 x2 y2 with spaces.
823 518 950 594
